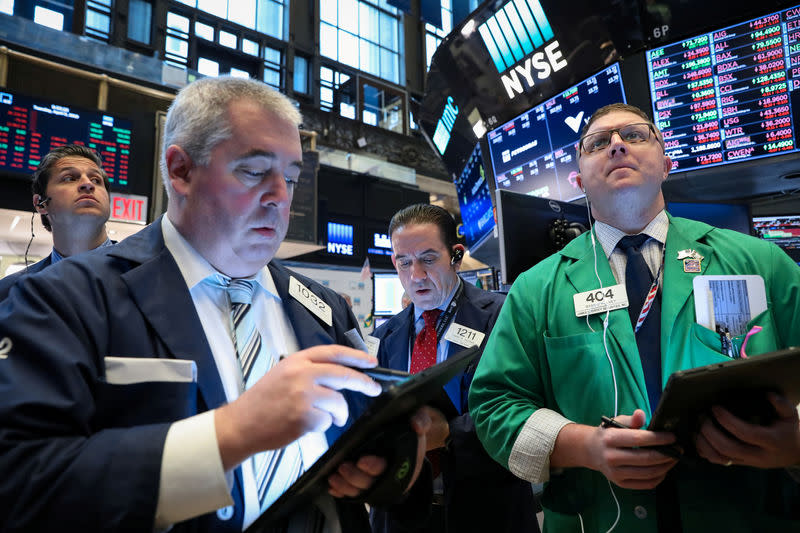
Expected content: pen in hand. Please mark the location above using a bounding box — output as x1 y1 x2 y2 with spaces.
600 416 683 460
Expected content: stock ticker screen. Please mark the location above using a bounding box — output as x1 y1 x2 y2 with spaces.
0 89 132 186
454 145 495 251
486 63 626 202
647 5 800 173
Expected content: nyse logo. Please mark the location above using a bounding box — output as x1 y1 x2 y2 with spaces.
478 0 568 99
374 233 392 249
327 222 354 256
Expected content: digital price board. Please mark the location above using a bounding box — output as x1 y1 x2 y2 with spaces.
454 145 495 251
486 63 626 201
0 89 132 186
752 213 800 264
647 5 800 173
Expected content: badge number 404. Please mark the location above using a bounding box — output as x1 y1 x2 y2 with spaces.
573 284 629 317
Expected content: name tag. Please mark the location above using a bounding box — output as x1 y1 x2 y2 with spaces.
289 276 333 327
364 335 380 357
444 322 485 348
573 284 628 317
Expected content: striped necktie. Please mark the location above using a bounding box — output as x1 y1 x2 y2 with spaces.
209 274 304 512
618 235 662 411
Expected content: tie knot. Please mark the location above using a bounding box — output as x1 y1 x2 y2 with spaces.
618 234 650 254
422 309 442 329
227 278 257 305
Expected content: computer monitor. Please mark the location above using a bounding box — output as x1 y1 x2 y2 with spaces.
666 202 751 234
373 272 406 316
752 214 800 265
496 189 591 285
453 144 495 252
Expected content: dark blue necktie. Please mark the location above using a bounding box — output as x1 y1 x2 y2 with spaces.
618 234 662 412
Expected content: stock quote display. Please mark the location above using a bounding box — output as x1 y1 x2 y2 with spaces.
454 145 495 250
0 89 132 186
486 63 625 201
647 5 800 172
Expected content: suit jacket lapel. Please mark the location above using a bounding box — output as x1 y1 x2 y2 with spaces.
661 215 714 355
381 307 414 372
114 221 227 411
269 262 335 349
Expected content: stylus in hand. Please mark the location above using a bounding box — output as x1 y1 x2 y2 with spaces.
600 416 683 460
361 367 411 383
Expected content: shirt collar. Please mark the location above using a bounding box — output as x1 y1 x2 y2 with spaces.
50 237 113 265
594 209 669 258
413 276 462 323
161 215 279 299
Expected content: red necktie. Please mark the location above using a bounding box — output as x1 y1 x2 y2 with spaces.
410 309 442 374
411 309 444 477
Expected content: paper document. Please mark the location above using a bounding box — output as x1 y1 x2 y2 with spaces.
693 275 767 336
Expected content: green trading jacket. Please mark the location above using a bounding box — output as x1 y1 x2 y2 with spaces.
469 214 800 532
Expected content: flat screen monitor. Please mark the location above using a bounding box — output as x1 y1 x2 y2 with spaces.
666 202 752 234
646 6 800 173
485 63 626 202
0 87 132 187
454 144 495 251
752 214 800 265
373 272 406 316
496 189 590 285
373 316 391 330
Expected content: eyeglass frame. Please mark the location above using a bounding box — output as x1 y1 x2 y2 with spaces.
578 122 665 156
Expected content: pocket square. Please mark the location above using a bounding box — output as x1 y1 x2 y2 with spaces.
104 357 197 385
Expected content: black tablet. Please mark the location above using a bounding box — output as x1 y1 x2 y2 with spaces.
245 345 480 531
648 347 800 452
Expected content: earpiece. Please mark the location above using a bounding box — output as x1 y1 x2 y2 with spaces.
450 248 464 264
36 196 50 208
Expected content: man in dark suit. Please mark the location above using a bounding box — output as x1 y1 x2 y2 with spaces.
0 76 431 532
0 144 112 299
370 204 540 533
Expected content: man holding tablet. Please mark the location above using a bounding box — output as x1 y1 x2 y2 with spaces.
470 103 800 532
372 204 539 533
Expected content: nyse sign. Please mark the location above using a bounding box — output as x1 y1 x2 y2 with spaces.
500 41 568 99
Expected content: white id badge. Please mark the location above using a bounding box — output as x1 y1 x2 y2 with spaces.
364 335 381 357
444 322 486 348
289 276 333 327
573 284 628 317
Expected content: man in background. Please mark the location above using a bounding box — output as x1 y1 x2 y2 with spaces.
371 203 539 533
0 144 112 298
470 103 800 532
0 76 430 532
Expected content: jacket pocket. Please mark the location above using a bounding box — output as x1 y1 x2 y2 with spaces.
543 330 614 424
689 308 779 365
93 357 198 429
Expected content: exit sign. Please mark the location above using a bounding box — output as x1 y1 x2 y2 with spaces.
109 192 148 225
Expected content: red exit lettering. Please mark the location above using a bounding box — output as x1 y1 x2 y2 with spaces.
111 196 146 223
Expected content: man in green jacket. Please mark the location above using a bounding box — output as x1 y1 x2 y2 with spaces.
469 103 800 532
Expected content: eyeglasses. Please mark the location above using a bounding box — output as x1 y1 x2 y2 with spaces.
579 123 662 154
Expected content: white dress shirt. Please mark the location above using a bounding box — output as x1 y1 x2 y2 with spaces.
508 211 669 484
407 279 461 370
154 216 328 530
